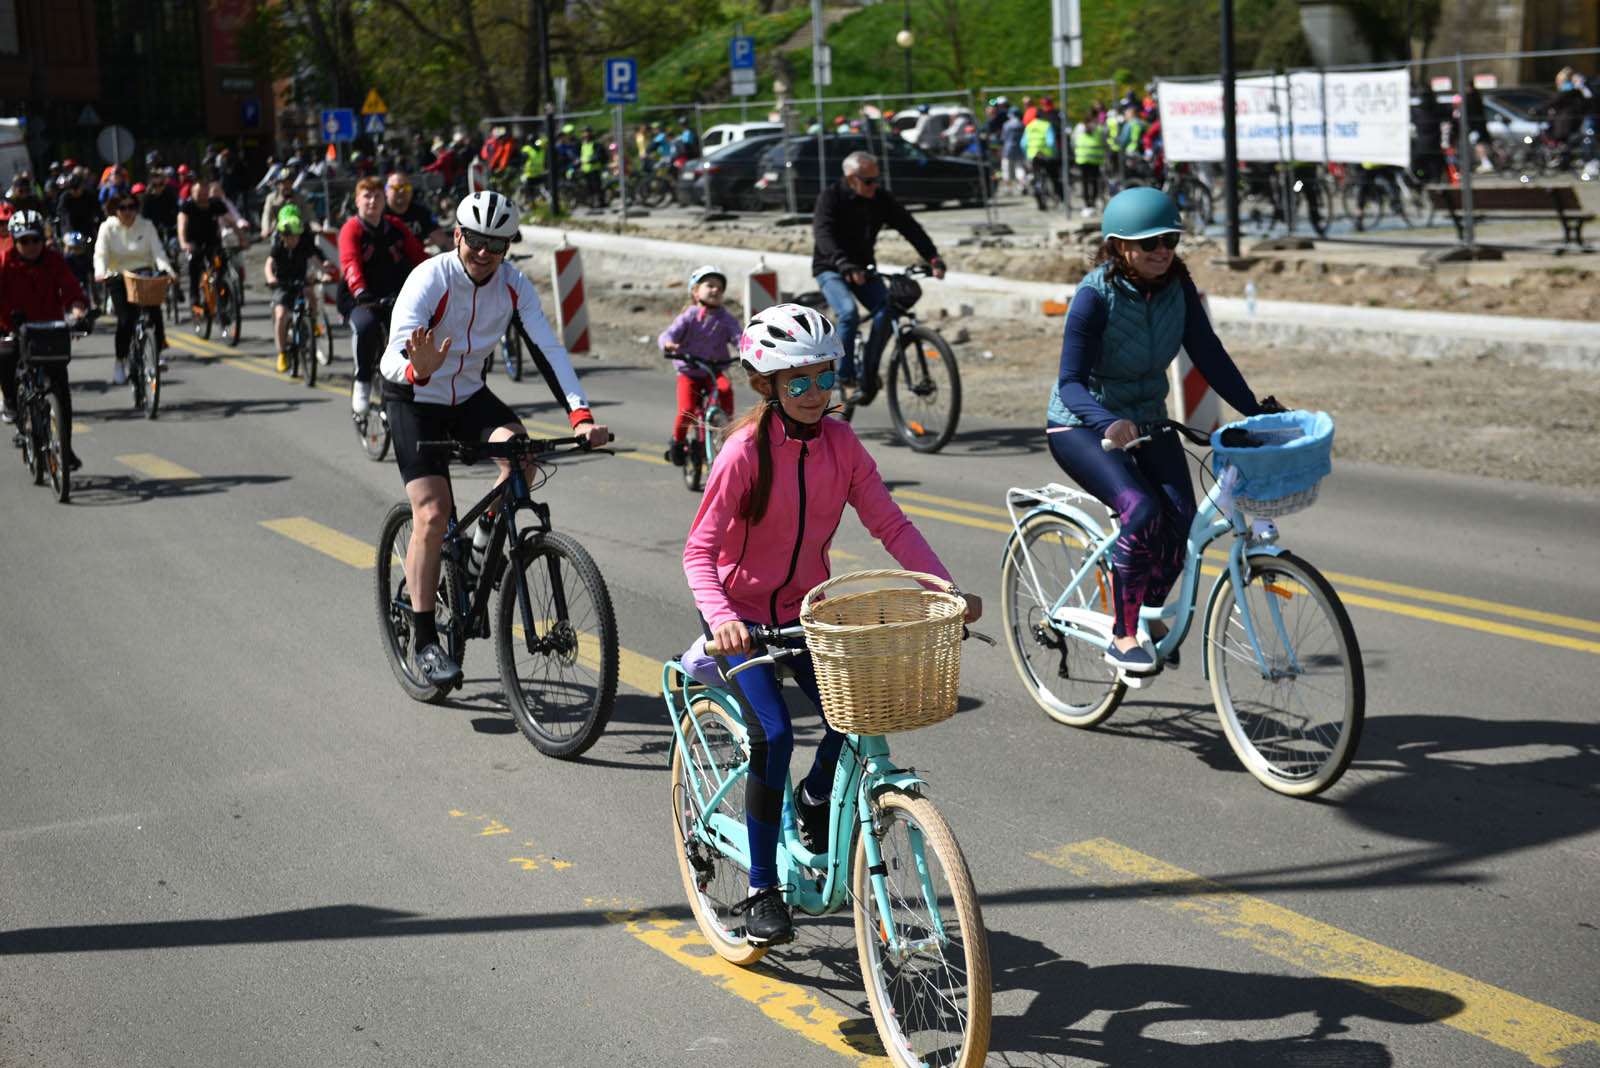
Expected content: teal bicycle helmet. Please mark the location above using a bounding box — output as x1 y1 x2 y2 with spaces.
1100 186 1183 241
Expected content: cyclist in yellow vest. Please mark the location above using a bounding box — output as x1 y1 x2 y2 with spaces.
1023 113 1061 212
1072 110 1107 216
577 126 607 208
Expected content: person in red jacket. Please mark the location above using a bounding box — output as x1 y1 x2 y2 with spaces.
339 175 427 414
0 210 90 468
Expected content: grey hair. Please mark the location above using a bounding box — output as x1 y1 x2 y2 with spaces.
842 151 877 176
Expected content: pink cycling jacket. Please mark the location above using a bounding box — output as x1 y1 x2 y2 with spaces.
684 411 951 630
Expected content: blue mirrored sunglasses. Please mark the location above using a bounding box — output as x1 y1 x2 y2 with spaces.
784 370 837 398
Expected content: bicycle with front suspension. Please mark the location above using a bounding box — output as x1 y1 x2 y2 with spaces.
999 412 1364 797
375 434 619 757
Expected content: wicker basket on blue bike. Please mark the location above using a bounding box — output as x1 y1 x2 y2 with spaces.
800 569 965 735
1209 410 1334 518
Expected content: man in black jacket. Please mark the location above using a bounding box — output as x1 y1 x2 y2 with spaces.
811 150 944 405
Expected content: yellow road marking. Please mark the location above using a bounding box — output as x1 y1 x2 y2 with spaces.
71 422 91 434
1033 838 1600 1068
892 488 1008 517
169 333 349 398
604 908 888 1066
898 502 1011 534
260 517 375 569
115 453 200 480
1319 568 1600 636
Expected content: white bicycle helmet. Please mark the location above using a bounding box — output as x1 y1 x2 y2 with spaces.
687 264 726 293
455 190 519 239
7 210 46 238
738 303 842 375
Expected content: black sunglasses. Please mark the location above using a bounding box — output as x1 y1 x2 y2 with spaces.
1132 233 1181 252
460 231 509 255
854 175 880 186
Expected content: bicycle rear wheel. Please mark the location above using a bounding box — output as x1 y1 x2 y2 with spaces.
501 326 523 381
495 529 618 758
314 311 335 367
1175 177 1213 232
854 789 990 1068
218 282 242 346
671 696 766 966
375 501 462 704
45 394 69 503
1000 511 1126 727
886 326 961 453
1204 550 1364 797
360 371 391 461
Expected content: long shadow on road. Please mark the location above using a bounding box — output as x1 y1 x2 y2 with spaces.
64 472 290 506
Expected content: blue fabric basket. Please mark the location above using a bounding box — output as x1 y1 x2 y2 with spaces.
1210 410 1334 516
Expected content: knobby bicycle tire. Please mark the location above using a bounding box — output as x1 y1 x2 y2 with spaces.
1000 510 1126 727
495 529 618 758
46 393 69 503
671 696 766 966
296 306 317 387
1204 550 1364 797
139 319 161 419
18 397 40 482
854 789 991 1068
360 371 391 461
220 282 242 346
886 325 961 453
126 337 147 413
375 501 462 704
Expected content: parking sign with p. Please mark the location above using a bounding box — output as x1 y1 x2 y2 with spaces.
604 58 637 103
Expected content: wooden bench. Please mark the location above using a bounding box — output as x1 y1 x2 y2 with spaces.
1426 185 1594 247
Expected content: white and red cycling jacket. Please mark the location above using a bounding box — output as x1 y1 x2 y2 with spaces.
379 252 592 426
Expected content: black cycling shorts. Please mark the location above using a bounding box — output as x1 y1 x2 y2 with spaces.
270 284 303 309
388 385 523 484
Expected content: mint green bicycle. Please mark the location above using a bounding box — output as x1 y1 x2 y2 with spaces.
663 574 991 1068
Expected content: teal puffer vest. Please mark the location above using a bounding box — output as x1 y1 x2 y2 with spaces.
1046 262 1187 428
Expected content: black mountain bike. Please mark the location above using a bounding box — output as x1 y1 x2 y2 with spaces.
352 296 397 460
375 435 619 758
6 318 87 504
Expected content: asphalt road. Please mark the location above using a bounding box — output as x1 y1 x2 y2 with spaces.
2 271 1597 1068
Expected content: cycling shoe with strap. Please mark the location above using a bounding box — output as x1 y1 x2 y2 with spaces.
412 642 463 687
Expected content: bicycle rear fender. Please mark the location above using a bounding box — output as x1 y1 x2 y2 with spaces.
1200 541 1287 684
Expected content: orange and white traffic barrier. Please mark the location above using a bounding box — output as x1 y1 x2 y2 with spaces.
1168 290 1222 430
552 242 590 353
744 256 779 316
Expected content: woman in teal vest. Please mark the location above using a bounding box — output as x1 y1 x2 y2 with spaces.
1046 187 1275 676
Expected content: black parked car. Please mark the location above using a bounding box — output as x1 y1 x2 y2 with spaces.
753 134 994 211
674 134 785 211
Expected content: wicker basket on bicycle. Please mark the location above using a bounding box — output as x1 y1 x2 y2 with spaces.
122 270 170 308
1209 410 1334 518
799 569 965 735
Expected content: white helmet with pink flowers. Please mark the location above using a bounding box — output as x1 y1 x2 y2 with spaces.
737 303 843 375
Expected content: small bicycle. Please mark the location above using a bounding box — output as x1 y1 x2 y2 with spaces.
664 571 991 1068
5 318 87 504
283 279 334 388
122 270 168 420
1000 412 1364 797
375 435 619 758
662 350 732 493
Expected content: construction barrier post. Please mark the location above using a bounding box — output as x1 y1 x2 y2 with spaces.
744 256 779 316
553 241 590 353
1167 289 1222 431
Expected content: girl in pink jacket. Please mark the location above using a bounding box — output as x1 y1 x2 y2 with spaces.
681 303 980 947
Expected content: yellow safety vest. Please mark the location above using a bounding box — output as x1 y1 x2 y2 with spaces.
522 144 546 178
1023 119 1056 160
1073 126 1104 165
580 141 600 173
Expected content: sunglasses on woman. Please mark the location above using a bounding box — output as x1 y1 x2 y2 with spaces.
1131 233 1181 252
460 231 509 255
784 370 836 398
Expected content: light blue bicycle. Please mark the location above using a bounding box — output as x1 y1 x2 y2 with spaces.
1000 412 1364 797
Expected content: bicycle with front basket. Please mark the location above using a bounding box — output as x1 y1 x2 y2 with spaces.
375 434 619 757
122 269 168 419
5 318 88 504
664 570 991 1068
999 411 1364 797
662 350 732 492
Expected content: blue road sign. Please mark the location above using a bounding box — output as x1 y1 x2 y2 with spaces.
321 108 357 143
604 58 637 104
730 36 755 69
240 100 261 128
364 113 386 136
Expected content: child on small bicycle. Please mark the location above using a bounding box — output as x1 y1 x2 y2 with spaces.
264 206 335 373
682 303 981 947
662 264 739 467
1046 188 1275 677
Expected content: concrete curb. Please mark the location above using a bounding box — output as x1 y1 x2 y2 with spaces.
517 225 1600 371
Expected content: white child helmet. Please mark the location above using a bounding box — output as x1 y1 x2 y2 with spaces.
687 264 726 293
455 190 519 239
738 303 842 375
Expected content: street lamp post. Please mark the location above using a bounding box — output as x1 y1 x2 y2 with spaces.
897 1 913 97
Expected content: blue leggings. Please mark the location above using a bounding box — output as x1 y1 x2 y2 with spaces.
724 636 845 891
1047 425 1196 638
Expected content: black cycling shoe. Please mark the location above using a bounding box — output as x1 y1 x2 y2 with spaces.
412 642 463 687
734 886 794 947
67 450 83 472
797 792 830 855
666 440 687 466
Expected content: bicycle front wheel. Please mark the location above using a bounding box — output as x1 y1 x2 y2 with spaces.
886 326 961 453
46 393 69 503
218 283 242 346
671 696 766 966
502 327 523 381
296 308 317 387
375 502 462 704
139 322 161 419
18 400 40 482
1000 511 1126 727
854 789 990 1068
1205 550 1364 797
360 373 391 461
496 529 618 758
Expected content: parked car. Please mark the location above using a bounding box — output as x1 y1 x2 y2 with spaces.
890 106 977 154
1425 89 1551 147
674 133 785 210
753 133 993 211
699 122 785 154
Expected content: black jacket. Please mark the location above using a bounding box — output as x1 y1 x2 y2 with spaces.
810 178 941 278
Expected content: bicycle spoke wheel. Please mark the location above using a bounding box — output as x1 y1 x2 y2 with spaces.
140 324 161 419
854 789 990 1068
360 374 391 461
45 394 69 503
314 313 335 367
671 696 766 966
219 284 242 346
18 401 39 481
683 426 705 492
195 276 214 339
886 326 961 454
1205 550 1364 797
297 310 317 387
374 502 461 704
502 327 523 381
1000 511 1125 727
496 529 618 758
126 343 146 412
1176 178 1213 232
